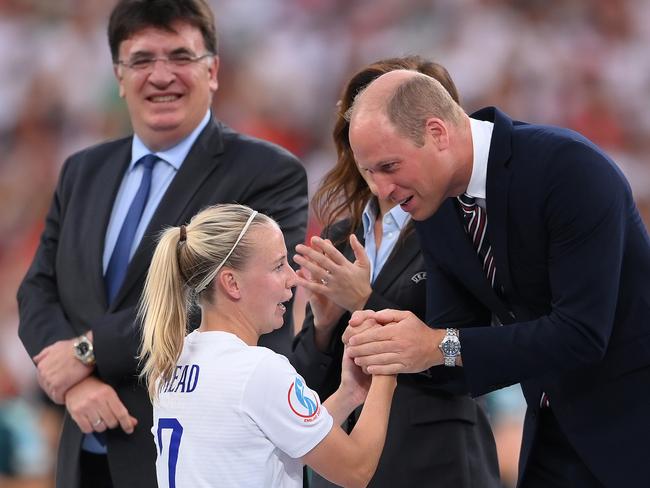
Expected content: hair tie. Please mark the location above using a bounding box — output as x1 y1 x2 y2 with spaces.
179 225 187 242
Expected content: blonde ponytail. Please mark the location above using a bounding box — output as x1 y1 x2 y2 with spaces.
139 227 189 401
138 204 276 401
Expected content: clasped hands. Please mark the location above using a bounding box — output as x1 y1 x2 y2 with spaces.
33 331 137 435
342 309 447 375
34 333 95 405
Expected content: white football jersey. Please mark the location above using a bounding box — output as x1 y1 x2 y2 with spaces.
152 330 333 488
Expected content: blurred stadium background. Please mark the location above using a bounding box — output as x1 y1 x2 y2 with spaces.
1 0 649 486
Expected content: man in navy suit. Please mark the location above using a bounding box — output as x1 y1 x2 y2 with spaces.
17 1 307 487
343 69 650 487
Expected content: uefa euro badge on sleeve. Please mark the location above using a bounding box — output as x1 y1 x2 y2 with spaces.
287 377 321 422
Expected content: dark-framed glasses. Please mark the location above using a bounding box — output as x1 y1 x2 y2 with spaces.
117 53 214 72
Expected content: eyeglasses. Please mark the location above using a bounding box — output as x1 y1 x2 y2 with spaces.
117 53 214 72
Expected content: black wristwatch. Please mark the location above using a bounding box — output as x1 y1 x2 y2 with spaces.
439 328 461 367
73 335 96 366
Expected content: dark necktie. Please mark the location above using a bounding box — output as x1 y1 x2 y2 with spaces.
457 193 497 289
105 154 158 304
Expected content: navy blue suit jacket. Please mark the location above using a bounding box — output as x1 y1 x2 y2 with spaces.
415 107 650 487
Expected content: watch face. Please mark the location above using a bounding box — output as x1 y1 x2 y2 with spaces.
441 338 460 356
77 342 90 356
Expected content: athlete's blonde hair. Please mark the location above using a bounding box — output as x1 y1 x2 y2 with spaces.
138 203 275 401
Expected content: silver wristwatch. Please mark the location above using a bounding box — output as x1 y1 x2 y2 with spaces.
73 335 95 366
439 328 461 367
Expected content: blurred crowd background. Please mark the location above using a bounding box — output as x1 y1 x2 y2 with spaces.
2 0 649 486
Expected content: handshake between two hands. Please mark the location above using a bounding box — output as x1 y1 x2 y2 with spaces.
293 235 446 376
341 308 446 376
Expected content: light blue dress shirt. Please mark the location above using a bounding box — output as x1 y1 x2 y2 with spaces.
362 199 411 284
102 110 211 273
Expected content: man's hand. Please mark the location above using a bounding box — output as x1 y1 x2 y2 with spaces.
65 376 137 435
345 309 446 374
34 336 94 404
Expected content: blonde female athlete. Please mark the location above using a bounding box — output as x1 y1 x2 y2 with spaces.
139 204 395 488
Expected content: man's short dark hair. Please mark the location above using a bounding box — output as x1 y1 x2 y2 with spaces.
108 0 218 63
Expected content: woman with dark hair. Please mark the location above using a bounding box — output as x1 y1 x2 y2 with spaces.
292 56 501 488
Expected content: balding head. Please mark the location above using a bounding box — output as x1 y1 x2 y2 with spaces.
348 69 464 147
349 69 416 114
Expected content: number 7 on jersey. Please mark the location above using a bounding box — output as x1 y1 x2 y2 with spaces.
157 418 183 488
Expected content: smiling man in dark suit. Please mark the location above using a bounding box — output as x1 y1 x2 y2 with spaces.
16 1 307 487
343 69 650 487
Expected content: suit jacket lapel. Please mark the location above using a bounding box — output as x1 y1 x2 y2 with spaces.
89 141 132 309
372 224 420 295
477 107 515 300
424 198 512 322
109 119 225 309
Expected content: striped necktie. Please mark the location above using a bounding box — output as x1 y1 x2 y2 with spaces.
458 194 549 406
105 154 158 304
457 193 497 289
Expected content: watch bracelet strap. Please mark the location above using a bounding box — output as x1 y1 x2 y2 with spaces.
442 328 460 367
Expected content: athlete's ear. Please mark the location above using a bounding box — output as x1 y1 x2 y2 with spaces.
217 269 241 299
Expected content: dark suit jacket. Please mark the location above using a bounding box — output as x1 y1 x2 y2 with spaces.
291 219 500 488
17 118 308 488
415 107 650 488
